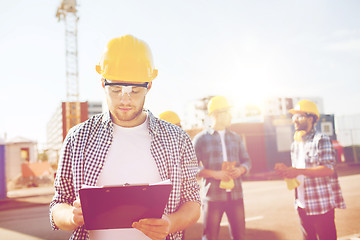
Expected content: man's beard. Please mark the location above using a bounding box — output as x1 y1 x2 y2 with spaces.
116 106 143 122
112 96 146 123
295 122 308 131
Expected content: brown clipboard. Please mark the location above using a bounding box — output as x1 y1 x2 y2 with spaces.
79 183 172 230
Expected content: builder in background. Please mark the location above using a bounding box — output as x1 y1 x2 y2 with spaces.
159 111 182 128
193 96 251 240
275 99 346 240
49 35 201 240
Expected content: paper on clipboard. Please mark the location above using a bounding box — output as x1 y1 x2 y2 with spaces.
79 180 172 230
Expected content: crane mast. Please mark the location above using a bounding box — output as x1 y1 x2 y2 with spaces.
56 0 79 101
56 0 81 133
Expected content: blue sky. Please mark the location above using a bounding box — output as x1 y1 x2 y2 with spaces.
1 0 360 145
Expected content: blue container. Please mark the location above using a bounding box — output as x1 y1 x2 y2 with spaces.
0 141 6 200
264 116 293 170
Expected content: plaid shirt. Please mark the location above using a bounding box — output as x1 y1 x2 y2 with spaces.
193 128 251 201
49 110 201 240
291 129 346 215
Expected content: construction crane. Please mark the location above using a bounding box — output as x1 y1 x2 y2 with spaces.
56 0 79 101
55 0 81 133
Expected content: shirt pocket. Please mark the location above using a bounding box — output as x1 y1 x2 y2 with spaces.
229 146 239 161
305 151 320 167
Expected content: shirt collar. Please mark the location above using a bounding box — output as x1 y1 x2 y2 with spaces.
103 109 156 132
102 109 158 136
207 127 229 135
207 128 215 135
147 109 158 136
303 128 316 141
102 111 112 126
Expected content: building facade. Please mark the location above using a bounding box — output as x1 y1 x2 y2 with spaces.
263 97 324 116
46 101 103 164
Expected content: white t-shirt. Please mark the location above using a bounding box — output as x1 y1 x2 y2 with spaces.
89 118 161 240
218 130 232 192
294 142 306 208
218 130 228 163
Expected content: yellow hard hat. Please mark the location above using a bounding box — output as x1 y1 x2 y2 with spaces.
207 96 231 115
289 99 320 121
96 35 158 83
159 111 181 126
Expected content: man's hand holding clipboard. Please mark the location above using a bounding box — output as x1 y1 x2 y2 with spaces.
71 198 85 229
131 214 172 240
77 179 173 236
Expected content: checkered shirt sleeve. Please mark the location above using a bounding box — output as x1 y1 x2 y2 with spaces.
49 113 112 239
149 115 201 240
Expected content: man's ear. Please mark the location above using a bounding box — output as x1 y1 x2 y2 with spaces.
101 78 105 88
308 116 316 126
146 82 153 92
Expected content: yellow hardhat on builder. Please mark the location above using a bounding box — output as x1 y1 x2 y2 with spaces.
289 99 320 122
96 35 158 83
159 111 181 126
207 96 232 116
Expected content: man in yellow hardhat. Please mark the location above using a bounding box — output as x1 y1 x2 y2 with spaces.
193 96 251 240
50 35 200 240
159 111 182 128
275 99 345 240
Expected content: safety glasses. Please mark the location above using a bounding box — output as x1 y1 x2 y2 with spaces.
104 79 148 98
292 114 309 121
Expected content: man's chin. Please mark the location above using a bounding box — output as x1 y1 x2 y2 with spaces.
117 116 135 122
114 112 134 121
116 110 143 122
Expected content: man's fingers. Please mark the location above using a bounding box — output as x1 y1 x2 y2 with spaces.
72 215 84 226
223 171 233 180
73 198 81 208
139 218 164 225
72 206 83 215
223 175 232 181
71 198 84 227
133 226 168 240
274 163 287 170
133 221 162 232
132 218 170 240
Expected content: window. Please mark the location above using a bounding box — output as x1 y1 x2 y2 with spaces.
321 122 334 136
20 148 30 162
